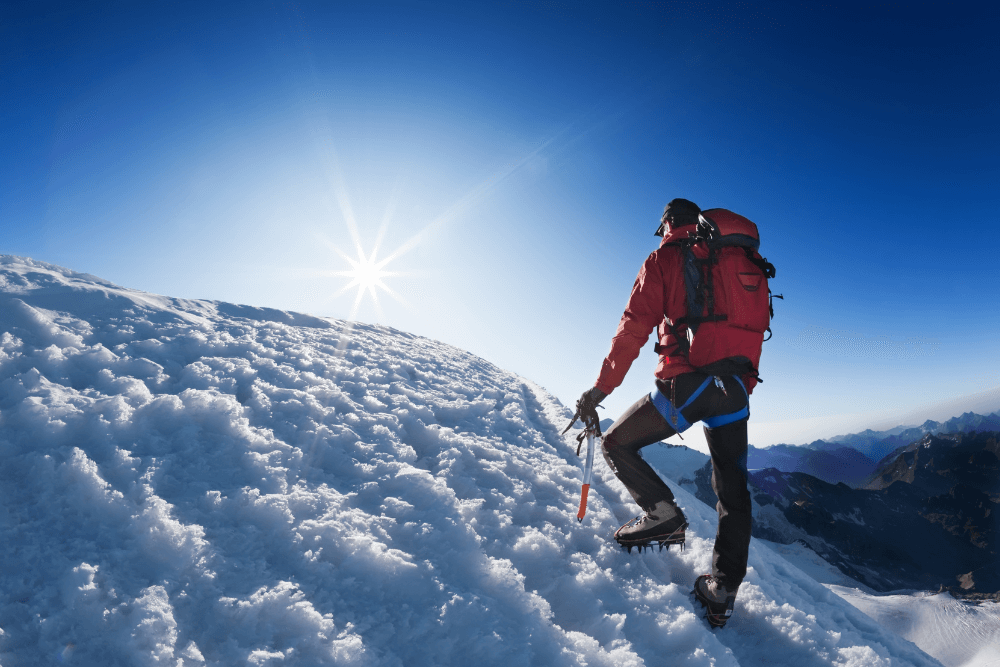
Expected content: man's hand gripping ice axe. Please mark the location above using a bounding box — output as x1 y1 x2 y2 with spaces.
563 387 605 522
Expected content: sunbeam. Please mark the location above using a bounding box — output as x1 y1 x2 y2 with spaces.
308 112 582 331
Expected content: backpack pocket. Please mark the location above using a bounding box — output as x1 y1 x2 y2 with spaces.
737 272 762 292
711 250 770 334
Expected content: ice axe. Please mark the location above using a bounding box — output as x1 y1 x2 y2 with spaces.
563 400 602 522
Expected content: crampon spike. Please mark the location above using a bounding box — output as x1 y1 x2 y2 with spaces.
616 523 687 554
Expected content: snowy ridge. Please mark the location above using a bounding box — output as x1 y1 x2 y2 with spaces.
0 256 941 666
640 442 709 494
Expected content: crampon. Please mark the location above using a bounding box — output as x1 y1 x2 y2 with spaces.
613 520 687 554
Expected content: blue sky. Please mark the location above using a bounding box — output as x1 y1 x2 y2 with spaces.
3 1 999 450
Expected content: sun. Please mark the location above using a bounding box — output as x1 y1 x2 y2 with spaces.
330 243 399 319
338 248 394 302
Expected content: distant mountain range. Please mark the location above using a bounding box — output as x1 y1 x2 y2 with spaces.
638 410 1000 595
748 410 1000 488
824 410 1000 460
746 442 876 487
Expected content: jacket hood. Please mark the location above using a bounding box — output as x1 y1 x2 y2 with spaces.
659 227 696 247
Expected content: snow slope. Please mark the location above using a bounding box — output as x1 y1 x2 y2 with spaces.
0 256 941 666
640 442 709 492
754 541 1000 667
828 588 1000 667
753 541 874 592
645 439 1000 667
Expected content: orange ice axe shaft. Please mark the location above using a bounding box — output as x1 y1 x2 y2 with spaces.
577 484 591 521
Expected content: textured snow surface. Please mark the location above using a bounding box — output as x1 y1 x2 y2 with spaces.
0 256 942 666
827 587 1000 667
759 536 1000 667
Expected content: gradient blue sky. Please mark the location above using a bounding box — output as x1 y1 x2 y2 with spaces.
4 1 999 451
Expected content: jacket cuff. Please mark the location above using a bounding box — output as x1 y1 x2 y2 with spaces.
595 381 615 396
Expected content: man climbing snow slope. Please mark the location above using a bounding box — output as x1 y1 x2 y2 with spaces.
573 198 777 628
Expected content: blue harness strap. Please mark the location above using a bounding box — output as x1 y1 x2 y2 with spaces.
650 376 712 434
651 376 750 432
703 406 749 428
703 376 750 428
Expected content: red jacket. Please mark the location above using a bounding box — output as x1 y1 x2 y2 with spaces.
595 221 763 396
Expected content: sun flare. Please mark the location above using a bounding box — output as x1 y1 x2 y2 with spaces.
332 245 399 319
341 250 392 295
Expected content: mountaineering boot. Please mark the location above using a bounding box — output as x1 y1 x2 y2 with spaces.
614 500 687 551
692 574 737 628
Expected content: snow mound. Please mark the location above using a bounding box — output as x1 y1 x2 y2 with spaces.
0 256 941 666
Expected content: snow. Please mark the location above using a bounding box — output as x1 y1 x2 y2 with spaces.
830 509 866 526
827 587 1000 667
639 443 708 495
756 541 875 592
0 255 943 666
756 532 1000 667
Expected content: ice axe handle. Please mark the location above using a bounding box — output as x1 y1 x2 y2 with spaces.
576 484 590 521
576 430 597 521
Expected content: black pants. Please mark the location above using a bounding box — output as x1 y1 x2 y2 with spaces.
602 372 752 588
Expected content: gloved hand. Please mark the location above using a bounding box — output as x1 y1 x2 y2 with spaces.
563 387 607 436
577 386 607 413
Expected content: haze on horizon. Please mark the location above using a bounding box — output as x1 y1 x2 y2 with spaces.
4 1 999 452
